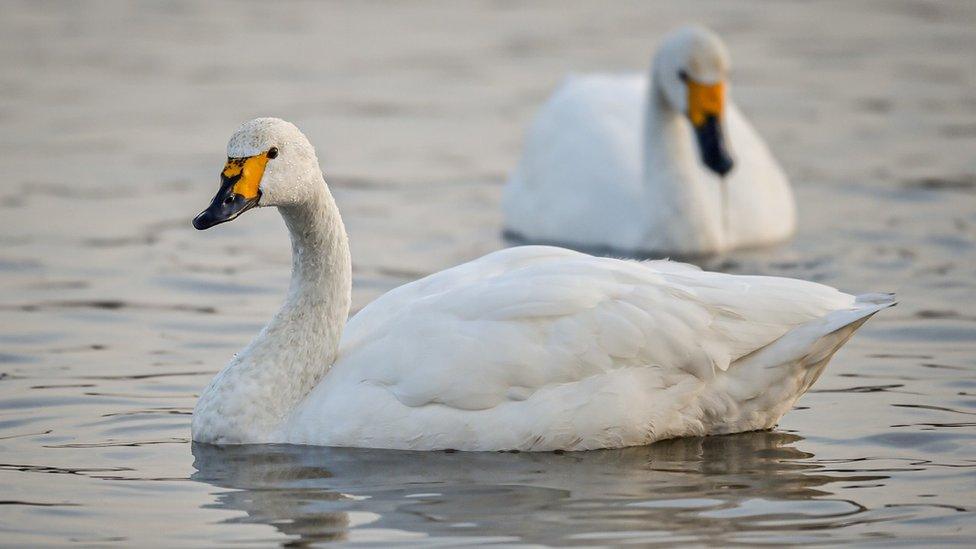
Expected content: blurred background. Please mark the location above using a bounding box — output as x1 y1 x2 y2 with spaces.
1 1 974 546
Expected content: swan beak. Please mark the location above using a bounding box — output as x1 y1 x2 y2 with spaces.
193 154 269 230
687 79 734 177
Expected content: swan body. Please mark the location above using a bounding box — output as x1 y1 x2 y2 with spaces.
503 26 796 257
191 118 891 452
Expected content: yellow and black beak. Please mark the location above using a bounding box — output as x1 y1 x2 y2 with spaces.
685 76 734 177
193 150 274 230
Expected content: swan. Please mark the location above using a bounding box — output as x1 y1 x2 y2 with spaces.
503 26 796 257
191 117 892 452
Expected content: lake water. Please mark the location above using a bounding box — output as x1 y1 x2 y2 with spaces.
1 1 974 546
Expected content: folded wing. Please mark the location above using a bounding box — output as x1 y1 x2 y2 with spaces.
337 246 855 412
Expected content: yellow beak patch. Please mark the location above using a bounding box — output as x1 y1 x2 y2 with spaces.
222 153 270 200
687 80 725 128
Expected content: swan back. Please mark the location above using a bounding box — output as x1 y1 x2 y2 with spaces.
503 75 649 249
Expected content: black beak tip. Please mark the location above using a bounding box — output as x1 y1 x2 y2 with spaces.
708 156 735 177
193 191 259 231
192 212 214 230
694 115 735 178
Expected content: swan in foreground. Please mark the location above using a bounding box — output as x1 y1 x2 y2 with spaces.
191 118 891 451
503 26 795 257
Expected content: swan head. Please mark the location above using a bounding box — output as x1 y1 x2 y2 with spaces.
653 26 734 177
193 118 321 230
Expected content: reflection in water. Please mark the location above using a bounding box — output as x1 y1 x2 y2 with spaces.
192 431 880 546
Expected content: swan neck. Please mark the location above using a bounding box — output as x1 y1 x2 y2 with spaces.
642 72 724 253
276 182 352 367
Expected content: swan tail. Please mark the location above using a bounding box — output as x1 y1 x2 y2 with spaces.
737 292 894 371
795 293 895 368
714 293 895 428
820 293 896 336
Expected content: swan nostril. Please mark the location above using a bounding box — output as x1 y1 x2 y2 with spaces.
223 196 234 206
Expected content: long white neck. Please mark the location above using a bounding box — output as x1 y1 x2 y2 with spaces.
270 186 352 376
642 75 724 255
192 172 351 443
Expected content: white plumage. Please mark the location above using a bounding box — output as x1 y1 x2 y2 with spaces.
191 118 892 452
503 26 796 257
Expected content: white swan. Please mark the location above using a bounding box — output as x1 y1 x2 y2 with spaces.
191 118 891 452
503 26 796 257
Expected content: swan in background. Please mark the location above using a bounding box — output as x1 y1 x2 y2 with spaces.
191 118 891 452
503 26 796 257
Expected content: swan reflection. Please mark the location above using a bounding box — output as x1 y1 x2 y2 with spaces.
191 431 877 545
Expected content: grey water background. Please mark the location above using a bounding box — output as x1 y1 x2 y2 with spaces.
1 0 974 545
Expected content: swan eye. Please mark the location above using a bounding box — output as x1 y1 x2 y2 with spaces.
678 69 689 82
267 147 279 159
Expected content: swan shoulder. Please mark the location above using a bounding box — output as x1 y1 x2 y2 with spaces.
510 74 646 189
330 246 855 414
503 75 649 245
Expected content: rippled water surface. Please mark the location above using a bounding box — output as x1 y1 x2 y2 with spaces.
1 1 975 546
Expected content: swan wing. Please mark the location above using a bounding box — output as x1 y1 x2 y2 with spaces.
335 246 855 412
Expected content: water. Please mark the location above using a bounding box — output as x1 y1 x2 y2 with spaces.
1 0 974 545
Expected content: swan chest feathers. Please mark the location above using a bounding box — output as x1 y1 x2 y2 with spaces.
278 246 880 451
